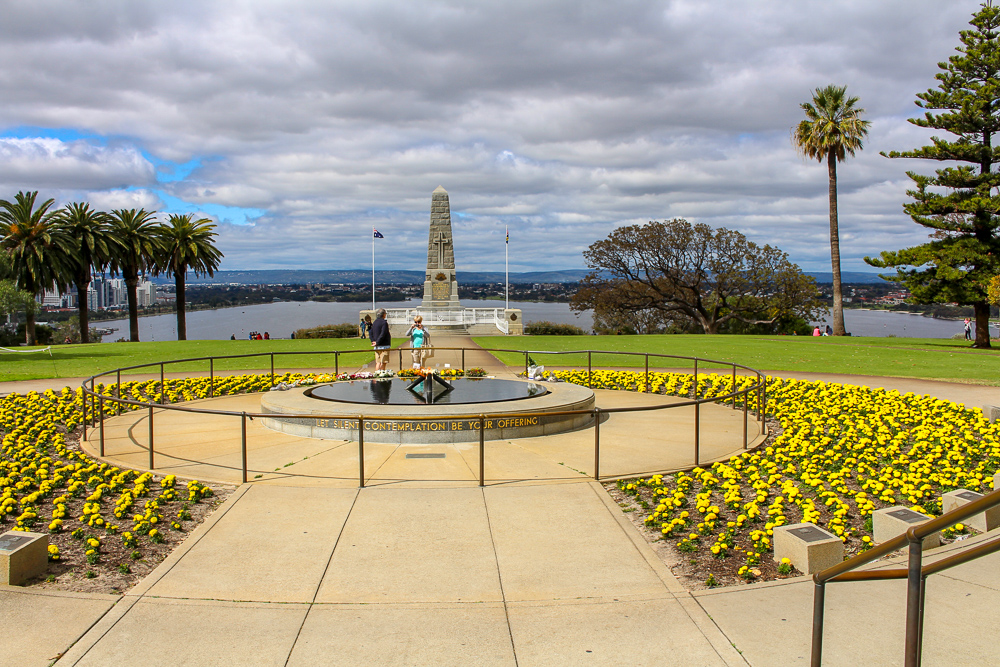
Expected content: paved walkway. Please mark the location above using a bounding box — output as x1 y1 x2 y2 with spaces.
1 336 999 666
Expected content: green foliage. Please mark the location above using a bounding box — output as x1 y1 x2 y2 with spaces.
793 85 871 336
0 191 73 345
293 323 361 339
158 213 224 341
572 219 825 335
867 4 1000 347
524 320 588 335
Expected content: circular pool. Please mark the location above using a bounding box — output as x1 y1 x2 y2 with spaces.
306 377 549 406
260 377 595 443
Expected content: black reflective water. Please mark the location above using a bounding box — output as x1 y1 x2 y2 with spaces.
305 377 549 405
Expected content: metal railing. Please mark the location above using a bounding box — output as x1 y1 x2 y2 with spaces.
811 488 1000 666
78 346 768 486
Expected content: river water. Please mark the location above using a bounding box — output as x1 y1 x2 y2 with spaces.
95 300 977 342
97 300 594 342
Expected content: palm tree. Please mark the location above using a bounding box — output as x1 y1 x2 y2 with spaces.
0 191 72 345
157 214 223 340
793 85 871 336
57 202 118 343
108 208 160 342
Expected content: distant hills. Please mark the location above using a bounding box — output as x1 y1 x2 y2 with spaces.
175 269 592 285
163 268 885 285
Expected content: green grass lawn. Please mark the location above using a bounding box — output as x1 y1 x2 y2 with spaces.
4 334 1000 385
472 334 1000 385
0 338 398 382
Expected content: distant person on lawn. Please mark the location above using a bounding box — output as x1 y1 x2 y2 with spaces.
369 308 391 371
813 326 822 336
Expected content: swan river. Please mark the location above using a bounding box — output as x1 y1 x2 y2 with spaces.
92 300 980 342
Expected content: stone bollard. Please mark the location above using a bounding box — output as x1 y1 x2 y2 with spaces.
985 405 1000 424
941 489 1000 533
872 507 940 550
772 523 844 575
0 531 48 585
993 470 1000 493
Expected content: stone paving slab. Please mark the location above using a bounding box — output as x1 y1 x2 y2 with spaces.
315 487 502 604
505 597 734 666
69 598 309 667
0 587 118 667
143 485 358 603
483 483 669 602
287 602 515 666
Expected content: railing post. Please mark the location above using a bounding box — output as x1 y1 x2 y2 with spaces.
593 407 601 480
241 412 248 484
810 580 826 667
398 348 402 371
334 351 339 376
743 392 748 449
588 351 592 388
692 359 698 399
82 386 88 442
99 394 105 457
116 369 122 415
904 537 925 667
479 414 485 487
160 363 165 405
694 401 700 466
732 366 737 408
645 354 649 392
148 404 155 470
209 358 214 398
524 351 528 376
358 416 365 488
270 353 275 387
462 348 466 372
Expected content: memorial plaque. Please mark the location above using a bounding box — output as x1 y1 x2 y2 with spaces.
957 491 982 502
432 280 451 301
788 526 831 543
406 453 446 459
886 509 927 523
0 535 32 551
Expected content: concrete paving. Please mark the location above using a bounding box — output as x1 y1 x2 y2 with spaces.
2 335 1000 666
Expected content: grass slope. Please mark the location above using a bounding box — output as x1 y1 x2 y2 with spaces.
0 338 397 381
472 334 1000 385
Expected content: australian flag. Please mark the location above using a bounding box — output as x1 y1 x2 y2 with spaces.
373 228 384 238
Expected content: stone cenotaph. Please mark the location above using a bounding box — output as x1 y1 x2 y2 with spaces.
360 187 522 335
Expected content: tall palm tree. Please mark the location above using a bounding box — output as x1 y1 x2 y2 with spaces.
108 208 160 342
0 191 71 345
793 85 871 336
57 202 118 343
157 214 223 340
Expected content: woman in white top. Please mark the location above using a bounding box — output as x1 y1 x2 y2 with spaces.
405 315 430 366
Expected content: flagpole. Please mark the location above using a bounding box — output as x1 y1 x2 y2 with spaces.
505 226 509 312
372 228 375 312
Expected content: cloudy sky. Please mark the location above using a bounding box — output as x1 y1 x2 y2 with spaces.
0 0 982 274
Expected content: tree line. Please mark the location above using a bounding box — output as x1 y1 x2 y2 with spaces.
0 191 222 345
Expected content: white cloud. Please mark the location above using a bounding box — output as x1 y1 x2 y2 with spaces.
0 0 985 272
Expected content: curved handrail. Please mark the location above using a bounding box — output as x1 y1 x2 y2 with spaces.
76 345 768 485
810 487 1000 666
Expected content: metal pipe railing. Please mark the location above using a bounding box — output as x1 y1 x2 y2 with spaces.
79 346 768 487
811 487 1000 666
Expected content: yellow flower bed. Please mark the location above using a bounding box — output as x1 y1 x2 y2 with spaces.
551 369 999 584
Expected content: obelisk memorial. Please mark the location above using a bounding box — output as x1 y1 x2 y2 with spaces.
421 186 461 310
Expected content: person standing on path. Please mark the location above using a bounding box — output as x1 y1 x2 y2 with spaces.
964 318 972 341
369 308 391 371
404 315 430 367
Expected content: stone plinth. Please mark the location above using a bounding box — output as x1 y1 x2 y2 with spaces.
0 530 48 585
985 405 1000 424
772 523 844 575
873 506 940 550
941 489 1000 533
